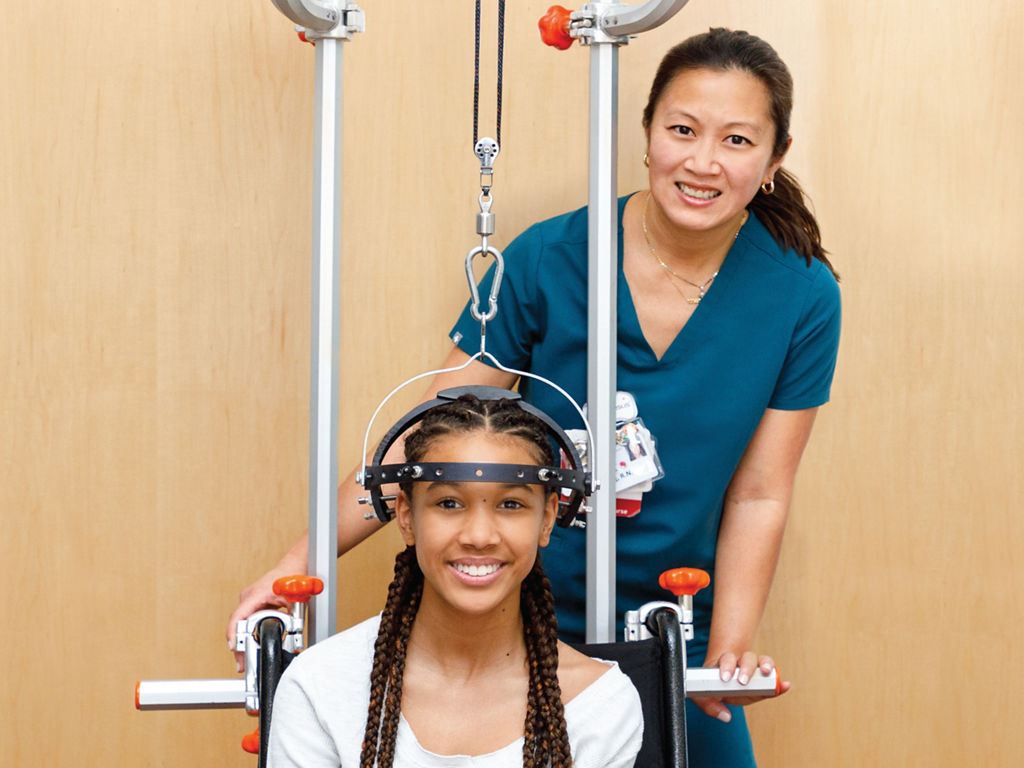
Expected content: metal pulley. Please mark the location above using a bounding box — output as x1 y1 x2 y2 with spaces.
475 137 499 196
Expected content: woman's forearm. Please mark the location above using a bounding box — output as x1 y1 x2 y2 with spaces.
705 496 789 661
705 407 817 662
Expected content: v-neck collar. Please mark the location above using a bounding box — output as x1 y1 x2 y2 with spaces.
617 194 750 367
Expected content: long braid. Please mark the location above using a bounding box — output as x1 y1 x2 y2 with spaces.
360 547 422 768
521 556 573 768
376 586 417 768
522 605 547 768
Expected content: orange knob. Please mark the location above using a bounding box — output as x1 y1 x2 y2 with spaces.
241 727 260 754
658 567 710 597
538 5 574 50
273 575 324 603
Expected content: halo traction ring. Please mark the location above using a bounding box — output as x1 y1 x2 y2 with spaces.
358 384 595 527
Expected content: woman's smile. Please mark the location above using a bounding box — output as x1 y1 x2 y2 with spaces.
676 181 722 202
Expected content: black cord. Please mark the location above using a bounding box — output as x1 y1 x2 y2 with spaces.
473 0 481 147
496 0 504 148
473 0 505 149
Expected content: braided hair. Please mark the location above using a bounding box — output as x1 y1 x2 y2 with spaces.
359 395 573 767
520 556 573 767
360 547 422 768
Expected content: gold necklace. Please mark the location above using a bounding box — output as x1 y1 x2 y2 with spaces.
641 193 747 305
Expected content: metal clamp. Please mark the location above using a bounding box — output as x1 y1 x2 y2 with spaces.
624 600 687 641
271 0 365 40
569 4 629 46
570 0 690 45
598 0 690 37
235 609 306 713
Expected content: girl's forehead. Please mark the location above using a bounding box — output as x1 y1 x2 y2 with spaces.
421 430 540 464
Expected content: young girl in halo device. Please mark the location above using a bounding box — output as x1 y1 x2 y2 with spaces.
267 392 643 768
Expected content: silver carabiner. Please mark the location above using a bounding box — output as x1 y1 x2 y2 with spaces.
465 242 504 323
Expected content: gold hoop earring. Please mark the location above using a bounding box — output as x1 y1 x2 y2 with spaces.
760 180 775 195
642 152 650 168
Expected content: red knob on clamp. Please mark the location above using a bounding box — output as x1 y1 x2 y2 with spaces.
538 5 575 50
241 727 260 754
273 575 324 603
658 567 710 597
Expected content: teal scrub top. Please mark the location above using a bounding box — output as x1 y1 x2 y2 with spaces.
451 194 841 657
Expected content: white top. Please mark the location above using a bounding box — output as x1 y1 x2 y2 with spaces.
267 614 643 767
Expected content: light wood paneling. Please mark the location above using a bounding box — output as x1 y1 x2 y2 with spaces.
3 1 1022 765
749 2 1024 765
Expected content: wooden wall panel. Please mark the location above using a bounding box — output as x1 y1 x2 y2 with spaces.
751 2 1024 764
3 0 1022 765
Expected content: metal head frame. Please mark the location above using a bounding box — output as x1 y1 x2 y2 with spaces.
359 385 591 528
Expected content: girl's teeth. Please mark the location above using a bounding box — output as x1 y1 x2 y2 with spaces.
455 563 500 577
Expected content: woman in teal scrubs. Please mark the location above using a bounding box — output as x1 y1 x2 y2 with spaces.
232 28 840 767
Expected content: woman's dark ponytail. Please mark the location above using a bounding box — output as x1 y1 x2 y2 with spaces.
752 168 836 276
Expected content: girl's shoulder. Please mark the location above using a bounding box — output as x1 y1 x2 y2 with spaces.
284 613 381 684
557 640 644 760
556 639 625 703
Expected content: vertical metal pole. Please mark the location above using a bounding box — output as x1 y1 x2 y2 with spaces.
585 38 618 644
307 37 342 646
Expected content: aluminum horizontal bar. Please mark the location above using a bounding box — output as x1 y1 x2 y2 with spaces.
135 679 248 711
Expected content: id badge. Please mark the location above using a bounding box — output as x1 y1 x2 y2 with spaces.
565 392 663 518
615 419 662 493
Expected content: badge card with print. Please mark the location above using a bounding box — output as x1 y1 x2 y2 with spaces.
614 419 663 492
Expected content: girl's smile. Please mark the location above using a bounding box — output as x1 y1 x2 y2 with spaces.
451 559 504 581
395 431 557 619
